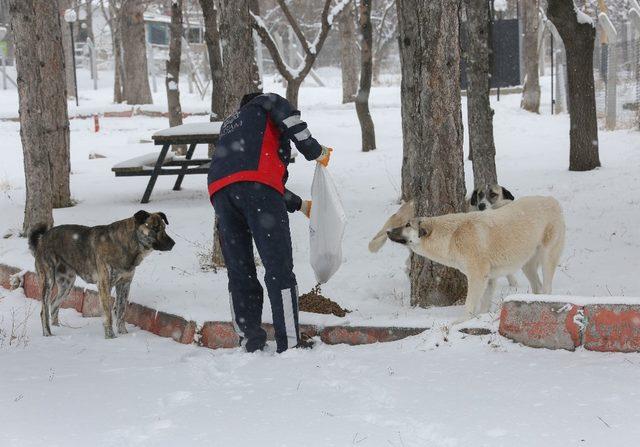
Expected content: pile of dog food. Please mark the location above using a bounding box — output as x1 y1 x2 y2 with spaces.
299 284 350 317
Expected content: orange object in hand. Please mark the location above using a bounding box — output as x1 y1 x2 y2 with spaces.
300 200 312 218
317 146 333 167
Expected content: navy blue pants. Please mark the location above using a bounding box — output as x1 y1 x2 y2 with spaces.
213 182 300 353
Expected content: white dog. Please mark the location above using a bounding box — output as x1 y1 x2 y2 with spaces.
369 185 518 286
386 196 565 321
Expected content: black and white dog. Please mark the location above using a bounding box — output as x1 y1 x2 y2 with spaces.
468 184 515 212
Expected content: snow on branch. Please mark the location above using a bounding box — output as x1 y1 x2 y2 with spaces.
574 2 594 27
253 0 349 82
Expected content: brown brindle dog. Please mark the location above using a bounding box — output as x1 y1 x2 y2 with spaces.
28 211 175 338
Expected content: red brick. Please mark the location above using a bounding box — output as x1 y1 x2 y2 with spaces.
583 305 640 352
499 300 583 351
199 322 239 349
61 287 85 313
0 264 21 290
23 272 41 300
154 310 197 344
320 326 424 345
104 109 134 118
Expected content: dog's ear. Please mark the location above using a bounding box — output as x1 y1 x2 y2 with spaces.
157 212 169 225
418 222 431 239
469 189 478 206
501 187 515 201
134 210 150 225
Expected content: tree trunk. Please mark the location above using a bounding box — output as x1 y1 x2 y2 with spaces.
113 26 125 103
521 0 541 113
10 0 72 234
218 0 260 117
120 0 152 105
212 0 261 267
339 1 358 103
397 0 467 307
462 0 497 188
85 1 95 46
285 79 302 110
166 0 185 155
547 0 600 171
58 0 76 101
199 0 224 120
101 1 125 103
356 0 376 152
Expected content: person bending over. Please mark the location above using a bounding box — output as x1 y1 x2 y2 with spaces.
207 92 331 353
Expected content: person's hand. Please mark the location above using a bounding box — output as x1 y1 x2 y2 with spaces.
300 200 312 218
316 146 333 167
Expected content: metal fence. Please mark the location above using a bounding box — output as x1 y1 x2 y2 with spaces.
541 8 640 130
594 25 640 130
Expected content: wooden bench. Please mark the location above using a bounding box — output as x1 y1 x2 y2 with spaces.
112 122 222 203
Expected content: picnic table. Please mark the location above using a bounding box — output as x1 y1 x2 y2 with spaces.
112 122 222 203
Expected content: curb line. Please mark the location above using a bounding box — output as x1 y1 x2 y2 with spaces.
0 263 427 349
499 300 640 352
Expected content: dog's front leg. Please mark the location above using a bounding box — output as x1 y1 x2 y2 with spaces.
462 271 489 321
97 267 115 339
115 279 131 335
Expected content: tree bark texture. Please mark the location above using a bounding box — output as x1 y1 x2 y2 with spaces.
212 0 261 267
397 0 468 308
218 0 261 118
58 0 76 100
521 0 541 113
85 1 95 46
165 0 185 155
10 0 72 234
547 0 600 171
199 0 224 120
356 0 376 152
339 1 358 103
120 0 153 105
461 0 497 188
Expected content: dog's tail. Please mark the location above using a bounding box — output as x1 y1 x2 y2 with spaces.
28 224 48 255
368 200 414 253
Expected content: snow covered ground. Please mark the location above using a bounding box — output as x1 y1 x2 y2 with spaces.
2 286 640 447
1 68 639 327
1 68 640 445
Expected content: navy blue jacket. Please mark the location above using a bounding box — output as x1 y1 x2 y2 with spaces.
208 93 322 211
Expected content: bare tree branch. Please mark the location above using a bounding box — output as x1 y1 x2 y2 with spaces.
251 12 295 82
276 0 312 56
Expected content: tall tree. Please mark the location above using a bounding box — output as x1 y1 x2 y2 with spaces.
10 0 71 234
120 0 152 105
199 0 224 120
372 0 397 84
58 0 77 101
218 0 261 117
211 0 262 267
547 0 600 171
99 0 125 103
338 0 358 103
461 0 497 187
521 0 541 113
397 0 467 307
252 0 350 108
84 0 95 46
166 0 185 155
356 0 376 152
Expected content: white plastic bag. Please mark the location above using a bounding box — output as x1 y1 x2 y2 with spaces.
309 164 346 284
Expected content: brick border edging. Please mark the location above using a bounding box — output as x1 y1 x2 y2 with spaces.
499 299 640 352
0 108 209 122
0 263 426 349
